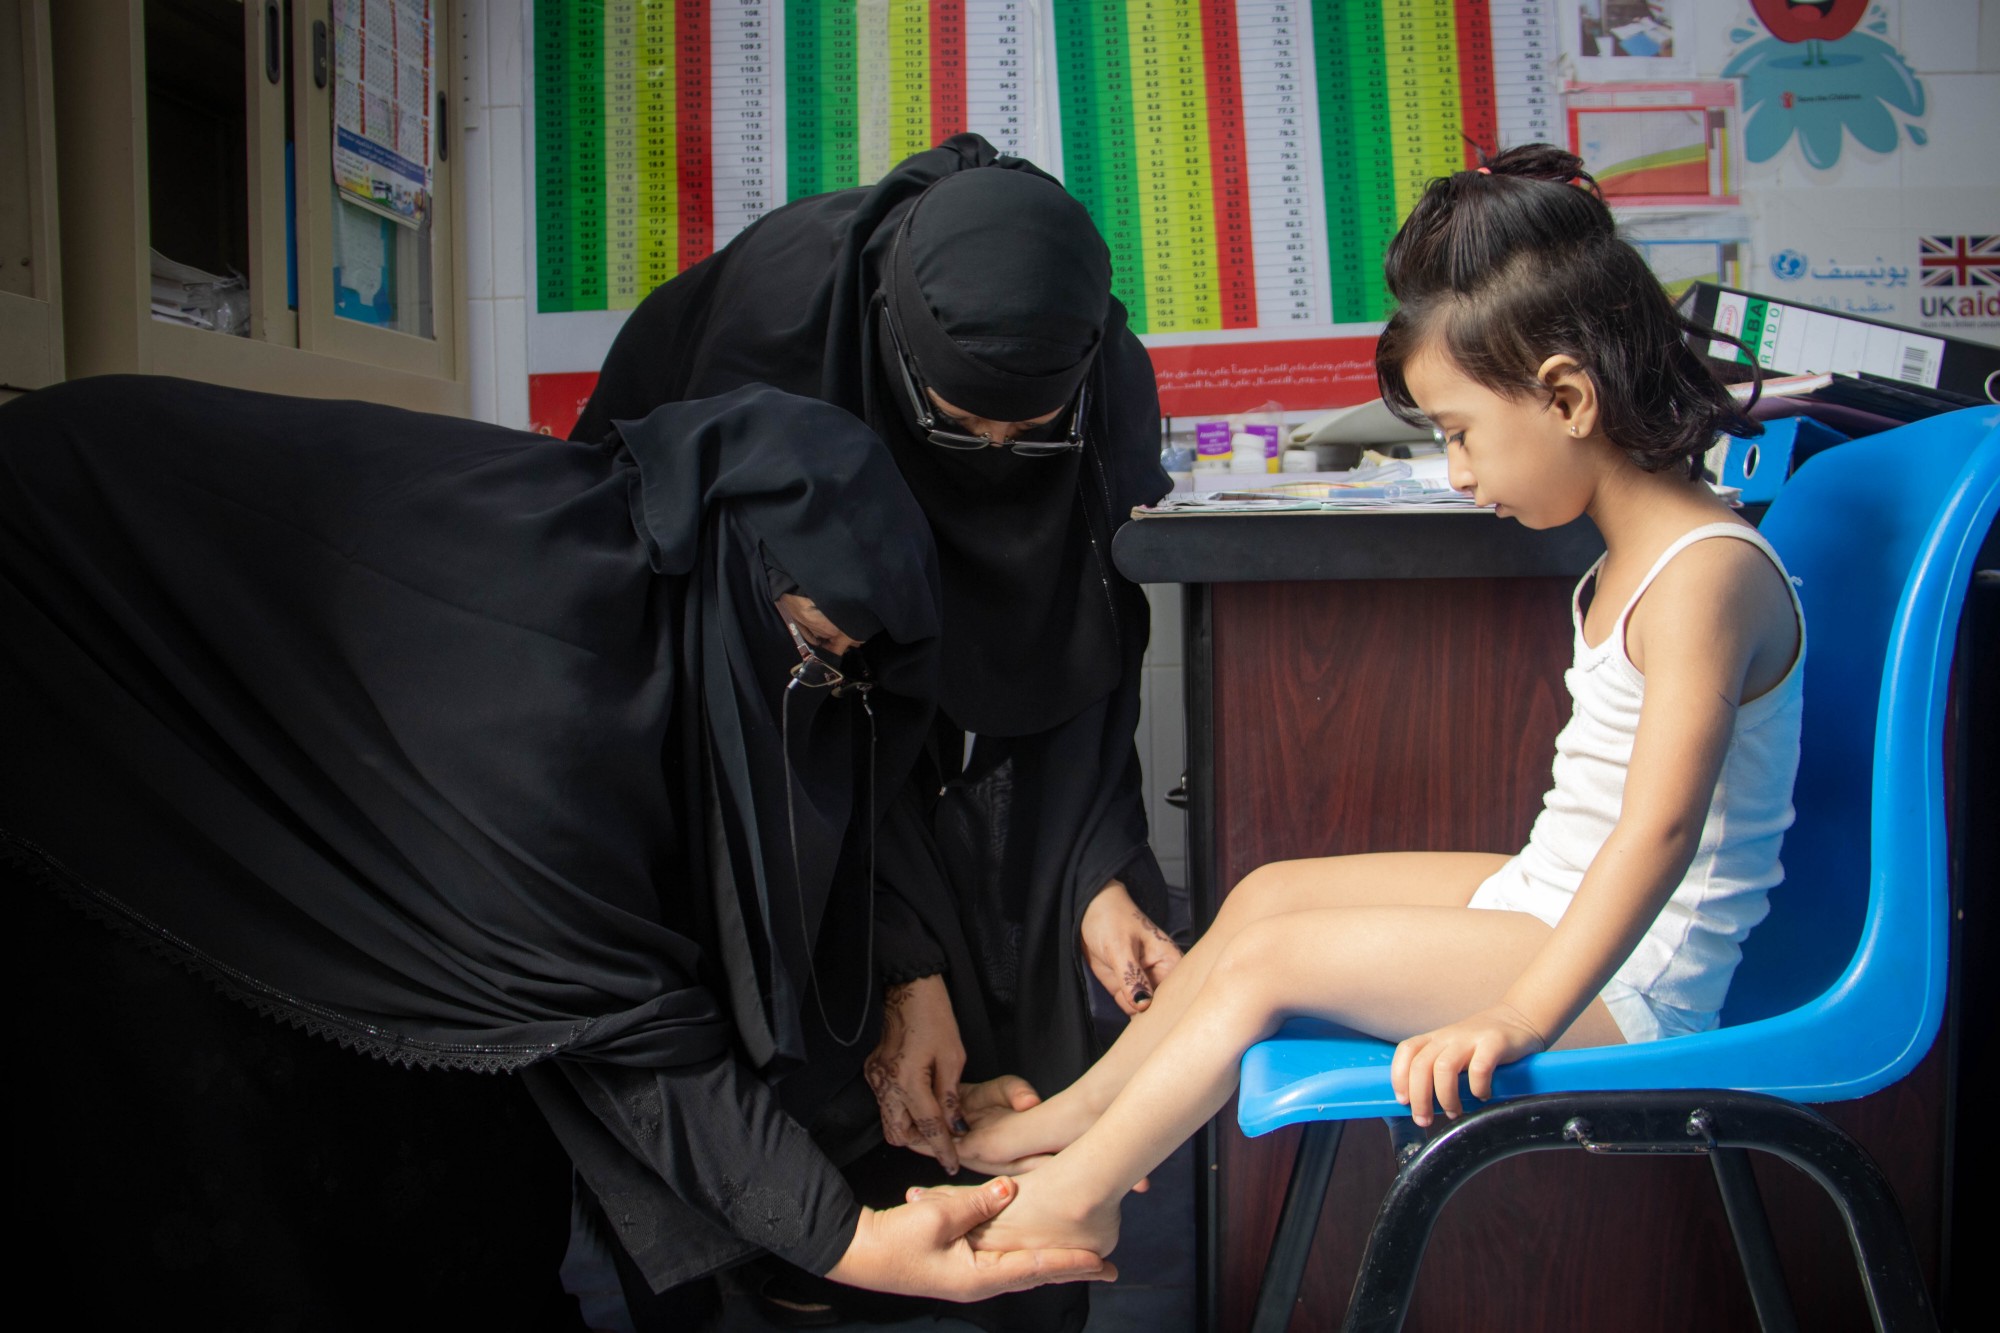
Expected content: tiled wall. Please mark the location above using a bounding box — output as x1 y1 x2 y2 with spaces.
454 1 1189 892
457 1 531 430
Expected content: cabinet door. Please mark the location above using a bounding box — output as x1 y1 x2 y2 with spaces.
290 0 460 384
0 0 62 393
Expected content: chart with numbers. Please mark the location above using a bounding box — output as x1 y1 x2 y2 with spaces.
785 1 1036 198
526 0 1558 429
531 0 778 315
1051 0 1555 335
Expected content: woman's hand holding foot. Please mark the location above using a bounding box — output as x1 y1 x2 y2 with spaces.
866 975 970 1171
825 1177 1116 1301
962 1166 1125 1261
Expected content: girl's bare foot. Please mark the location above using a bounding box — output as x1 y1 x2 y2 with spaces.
963 1165 1124 1259
955 1090 1100 1174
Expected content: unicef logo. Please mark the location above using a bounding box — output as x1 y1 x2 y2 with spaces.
1770 249 1807 281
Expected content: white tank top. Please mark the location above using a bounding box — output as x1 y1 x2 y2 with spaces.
1511 522 1806 1015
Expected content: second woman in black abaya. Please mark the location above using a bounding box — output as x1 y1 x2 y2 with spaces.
574 138 1181 1182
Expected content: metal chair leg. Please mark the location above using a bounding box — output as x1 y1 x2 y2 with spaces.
1248 1120 1344 1333
1701 1094 1938 1333
1711 1146 1801 1333
1335 1091 1936 1333
1339 1098 1572 1333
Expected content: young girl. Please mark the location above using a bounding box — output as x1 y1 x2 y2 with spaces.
950 144 1804 1259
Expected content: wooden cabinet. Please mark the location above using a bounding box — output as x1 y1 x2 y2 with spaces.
49 0 466 414
0 0 62 398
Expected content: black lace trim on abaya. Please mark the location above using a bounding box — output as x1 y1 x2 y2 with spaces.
3 828 584 1074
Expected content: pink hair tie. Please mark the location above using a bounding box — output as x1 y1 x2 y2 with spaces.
1474 166 1492 175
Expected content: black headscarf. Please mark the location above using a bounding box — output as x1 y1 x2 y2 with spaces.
574 134 1167 739
881 169 1109 422
0 376 938 1081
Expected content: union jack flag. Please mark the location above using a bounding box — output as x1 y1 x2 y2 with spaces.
1919 235 2000 287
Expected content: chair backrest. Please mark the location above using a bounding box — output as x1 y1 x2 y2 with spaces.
1722 408 1998 1063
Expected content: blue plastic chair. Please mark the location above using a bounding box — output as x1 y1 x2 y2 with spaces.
1234 405 2000 1333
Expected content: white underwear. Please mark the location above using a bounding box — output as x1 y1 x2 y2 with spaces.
1467 856 1720 1046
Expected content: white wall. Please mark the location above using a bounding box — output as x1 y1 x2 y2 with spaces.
457 0 530 430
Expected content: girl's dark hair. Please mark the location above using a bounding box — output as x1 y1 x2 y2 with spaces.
1375 143 1758 478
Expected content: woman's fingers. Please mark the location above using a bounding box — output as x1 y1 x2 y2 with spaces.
938 1049 969 1137
968 1247 1119 1294
953 1149 1058 1178
958 1075 1042 1122
905 1073 961 1174
1091 953 1142 1017
999 1076 1043 1112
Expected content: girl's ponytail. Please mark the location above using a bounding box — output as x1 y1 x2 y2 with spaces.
1377 144 1757 477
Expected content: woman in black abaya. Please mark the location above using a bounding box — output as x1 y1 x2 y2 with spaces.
0 376 1110 1325
574 136 1182 1189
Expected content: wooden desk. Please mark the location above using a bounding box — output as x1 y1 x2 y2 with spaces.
1115 510 1946 1333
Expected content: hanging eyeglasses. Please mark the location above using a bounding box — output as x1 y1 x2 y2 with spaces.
786 619 848 691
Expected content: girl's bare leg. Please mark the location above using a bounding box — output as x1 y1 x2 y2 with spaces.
959 852 1509 1168
968 898 1624 1256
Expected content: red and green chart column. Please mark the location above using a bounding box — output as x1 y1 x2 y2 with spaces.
785 1 1037 199
532 0 728 312
1312 0 1487 324
1054 0 1255 336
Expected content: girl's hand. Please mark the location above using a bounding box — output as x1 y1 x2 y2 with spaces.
866 976 969 1172
1391 1004 1549 1127
1080 879 1183 1015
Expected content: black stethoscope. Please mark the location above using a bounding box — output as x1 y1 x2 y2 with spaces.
780 617 877 1047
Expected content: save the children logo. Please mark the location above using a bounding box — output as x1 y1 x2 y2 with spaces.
1724 3 1927 169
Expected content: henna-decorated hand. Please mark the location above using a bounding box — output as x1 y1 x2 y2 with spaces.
1079 879 1183 1016
865 974 969 1172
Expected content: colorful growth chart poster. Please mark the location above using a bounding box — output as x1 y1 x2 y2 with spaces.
526 1 1561 429
529 0 1044 431
528 0 782 430
1052 0 1555 411
531 1 776 315
785 1 1036 198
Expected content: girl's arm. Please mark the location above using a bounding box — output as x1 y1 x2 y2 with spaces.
1392 539 1793 1124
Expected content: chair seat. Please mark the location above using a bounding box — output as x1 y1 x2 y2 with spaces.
1239 992 1935 1138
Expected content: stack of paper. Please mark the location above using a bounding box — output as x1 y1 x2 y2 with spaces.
1141 459 1482 515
